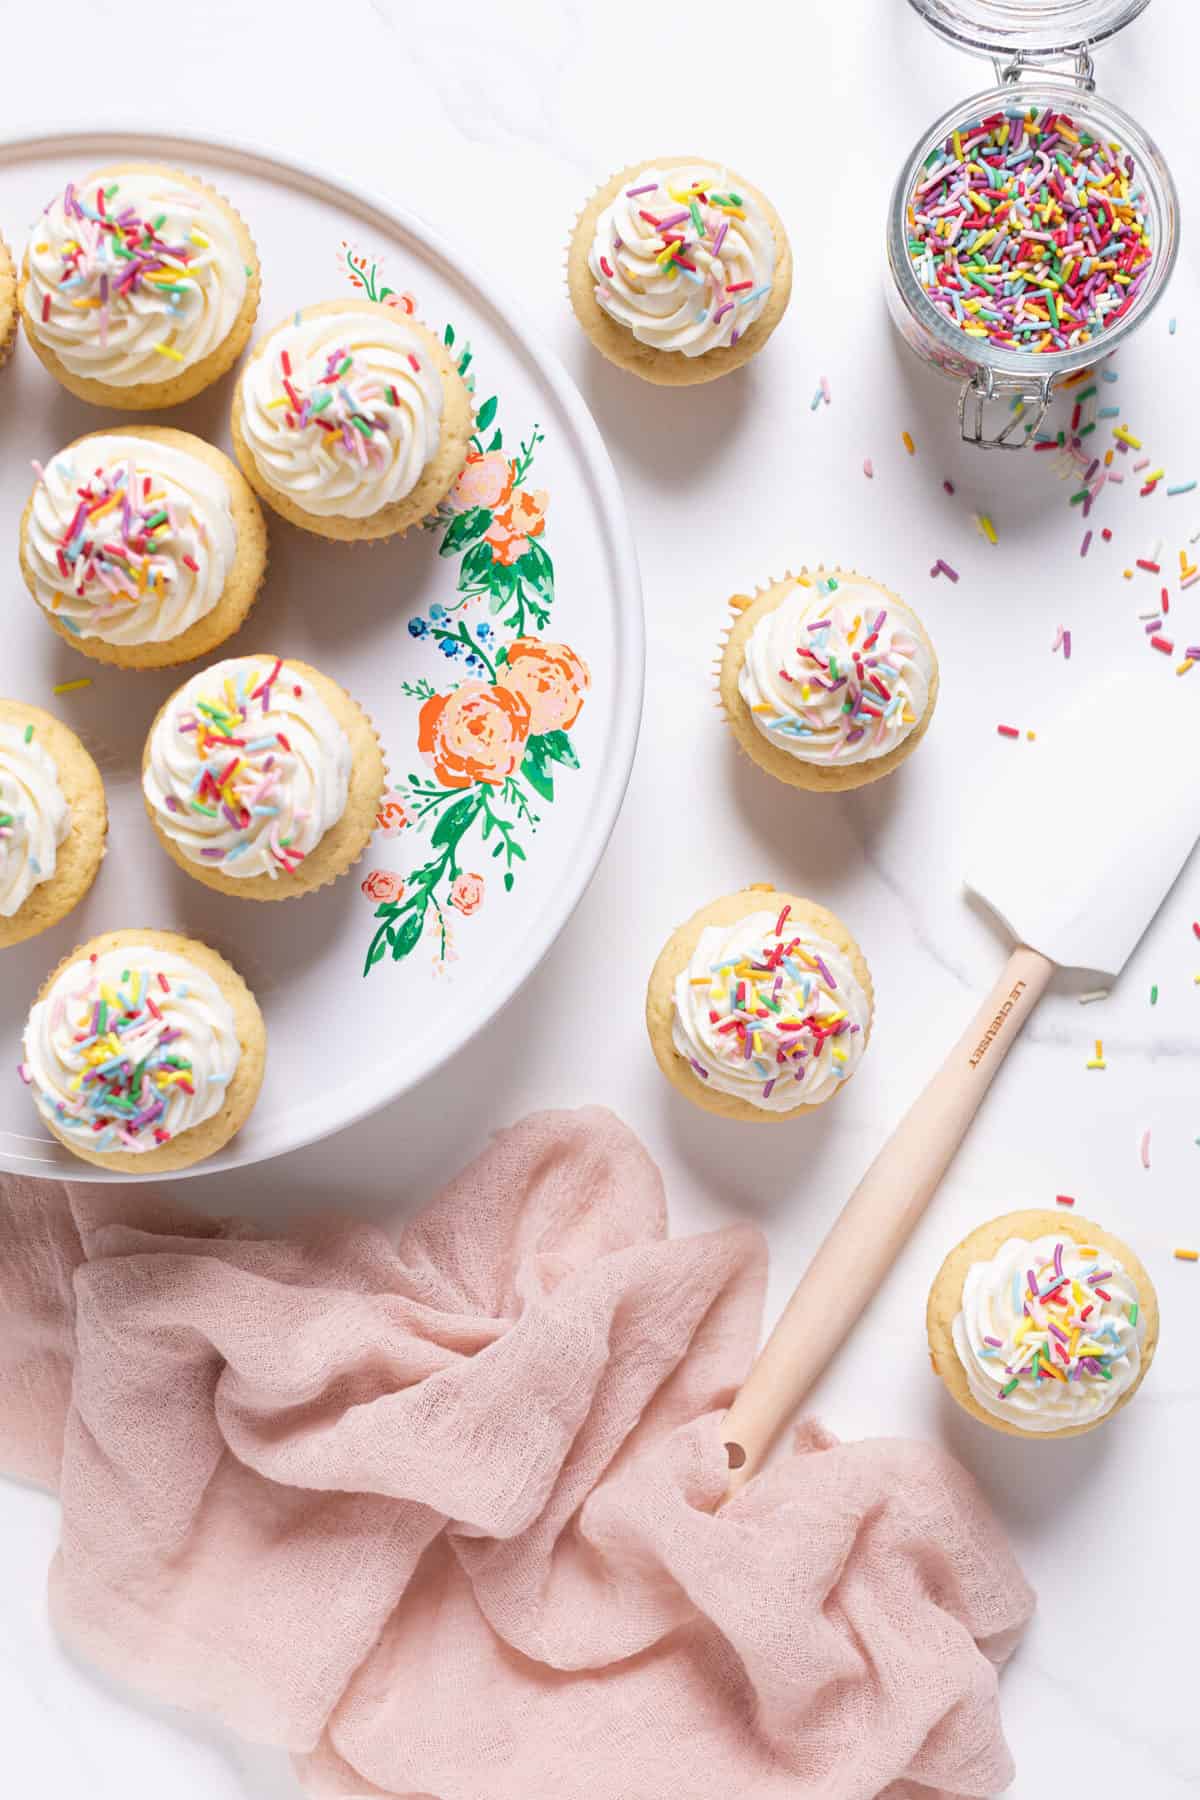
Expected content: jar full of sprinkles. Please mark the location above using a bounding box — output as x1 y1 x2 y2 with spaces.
885 0 1179 448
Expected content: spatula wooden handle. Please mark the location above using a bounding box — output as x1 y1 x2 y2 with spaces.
722 944 1054 1491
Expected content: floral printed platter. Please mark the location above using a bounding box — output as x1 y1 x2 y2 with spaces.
0 132 642 1179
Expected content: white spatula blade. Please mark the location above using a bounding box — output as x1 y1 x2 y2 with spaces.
965 671 1200 978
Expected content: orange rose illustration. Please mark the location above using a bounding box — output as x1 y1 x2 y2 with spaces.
375 790 410 836
497 640 590 735
484 488 549 566
417 681 532 789
449 450 514 513
361 869 405 904
450 872 485 916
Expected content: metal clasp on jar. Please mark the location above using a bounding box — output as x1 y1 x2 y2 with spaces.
993 47 1096 91
958 367 1053 450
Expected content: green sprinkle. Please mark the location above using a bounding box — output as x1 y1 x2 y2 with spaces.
728 191 743 206
23 724 33 743
827 577 839 591
151 212 167 231
142 509 169 531
1129 1302 1139 1326
309 391 333 415
350 415 373 437
1000 1377 1019 1398
337 355 353 377
1151 984 1158 1005
104 183 119 199
1069 489 1088 505
1077 384 1098 402
829 655 839 680
689 199 704 236
0 813 12 828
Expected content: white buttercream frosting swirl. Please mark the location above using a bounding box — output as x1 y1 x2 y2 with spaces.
589 162 776 356
21 943 241 1154
738 577 934 767
26 434 237 646
672 903 870 1111
25 170 248 386
0 722 70 917
142 654 351 880
238 310 444 518
952 1232 1145 1432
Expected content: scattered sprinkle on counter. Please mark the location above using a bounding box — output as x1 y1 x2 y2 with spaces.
1140 1129 1151 1170
1175 1248 1198 1263
52 678 91 696
902 430 915 456
1087 1038 1106 1070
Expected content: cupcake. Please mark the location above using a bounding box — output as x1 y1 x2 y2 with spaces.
0 701 107 949
0 233 16 370
19 165 259 409
20 428 268 669
142 653 385 899
645 884 873 1121
19 927 264 1172
231 300 474 541
719 566 939 793
927 1210 1158 1439
567 158 792 385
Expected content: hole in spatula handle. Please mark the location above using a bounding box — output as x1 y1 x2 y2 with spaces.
724 1440 746 1470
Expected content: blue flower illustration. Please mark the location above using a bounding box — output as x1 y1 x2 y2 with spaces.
407 617 429 639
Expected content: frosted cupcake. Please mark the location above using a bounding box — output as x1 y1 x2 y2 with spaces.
0 233 16 370
0 701 106 949
719 566 939 792
645 884 873 1122
231 299 474 541
20 428 268 670
19 926 264 1172
142 653 385 899
19 165 259 409
927 1210 1158 1439
567 158 792 385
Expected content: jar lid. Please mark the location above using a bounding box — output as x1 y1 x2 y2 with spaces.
906 0 1151 57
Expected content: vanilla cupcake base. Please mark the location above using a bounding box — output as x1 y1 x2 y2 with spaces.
0 235 16 371
645 884 874 1122
927 1209 1160 1440
231 301 474 542
567 158 793 387
0 701 107 949
143 656 386 900
19 428 269 671
719 567 940 793
18 164 260 410
27 927 265 1173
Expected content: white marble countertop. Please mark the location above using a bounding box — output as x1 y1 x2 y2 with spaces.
2 2 1199 1794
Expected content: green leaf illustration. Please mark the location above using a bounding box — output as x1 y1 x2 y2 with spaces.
460 540 495 591
431 790 484 849
444 323 455 348
536 729 580 769
518 538 554 607
487 563 521 612
389 908 426 962
439 507 491 558
487 428 503 451
520 736 557 802
475 394 498 433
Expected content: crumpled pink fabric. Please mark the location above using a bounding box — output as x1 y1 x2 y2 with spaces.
0 1107 1034 1800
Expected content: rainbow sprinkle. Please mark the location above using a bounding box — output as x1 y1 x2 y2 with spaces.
692 904 861 1099
273 342 402 463
41 453 206 623
31 957 195 1150
40 180 204 356
986 1240 1138 1402
907 107 1154 355
171 658 307 873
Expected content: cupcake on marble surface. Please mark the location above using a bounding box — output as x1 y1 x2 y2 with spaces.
927 1210 1158 1440
0 701 106 949
20 427 268 670
0 234 16 370
19 926 264 1173
142 652 385 900
645 884 873 1122
719 566 939 792
19 165 259 409
567 158 792 385
231 299 474 541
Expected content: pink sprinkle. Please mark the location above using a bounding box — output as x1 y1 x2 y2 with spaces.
1140 1128 1151 1169
863 458 874 478
819 375 831 404
1080 530 1092 557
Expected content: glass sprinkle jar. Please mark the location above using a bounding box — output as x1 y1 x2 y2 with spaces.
885 0 1180 448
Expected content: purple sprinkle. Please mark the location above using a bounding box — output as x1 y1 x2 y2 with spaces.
983 1336 1004 1348
1080 530 1092 557
1088 1269 1113 1286
1054 1241 1064 1279
200 847 225 860
17 1062 31 1085
761 1079 776 1099
712 301 734 324
813 955 836 990
625 182 657 197
688 1057 709 1081
935 558 960 582
656 209 690 230
711 219 728 256
1064 629 1072 659
805 619 832 632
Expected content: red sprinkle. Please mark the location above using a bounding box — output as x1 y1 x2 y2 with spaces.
1102 528 1113 541
1137 559 1161 572
599 256 613 278
1162 587 1170 615
997 724 1020 738
1191 922 1200 940
41 293 51 322
281 349 292 377
407 353 421 373
1056 1194 1076 1206
1150 635 1174 654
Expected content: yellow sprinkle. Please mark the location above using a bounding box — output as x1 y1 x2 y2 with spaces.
901 431 916 455
35 242 48 252
1145 468 1165 484
190 228 210 247
1026 730 1037 741
1174 1248 1199 1262
1177 659 1195 676
952 130 965 160
1122 569 1133 580
1113 426 1142 449
154 342 185 362
979 514 998 544
52 678 92 695
751 704 774 714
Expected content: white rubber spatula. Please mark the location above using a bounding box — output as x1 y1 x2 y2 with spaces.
723 671 1200 1488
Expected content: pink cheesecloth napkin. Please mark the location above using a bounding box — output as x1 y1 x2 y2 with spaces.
0 1107 1034 1800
